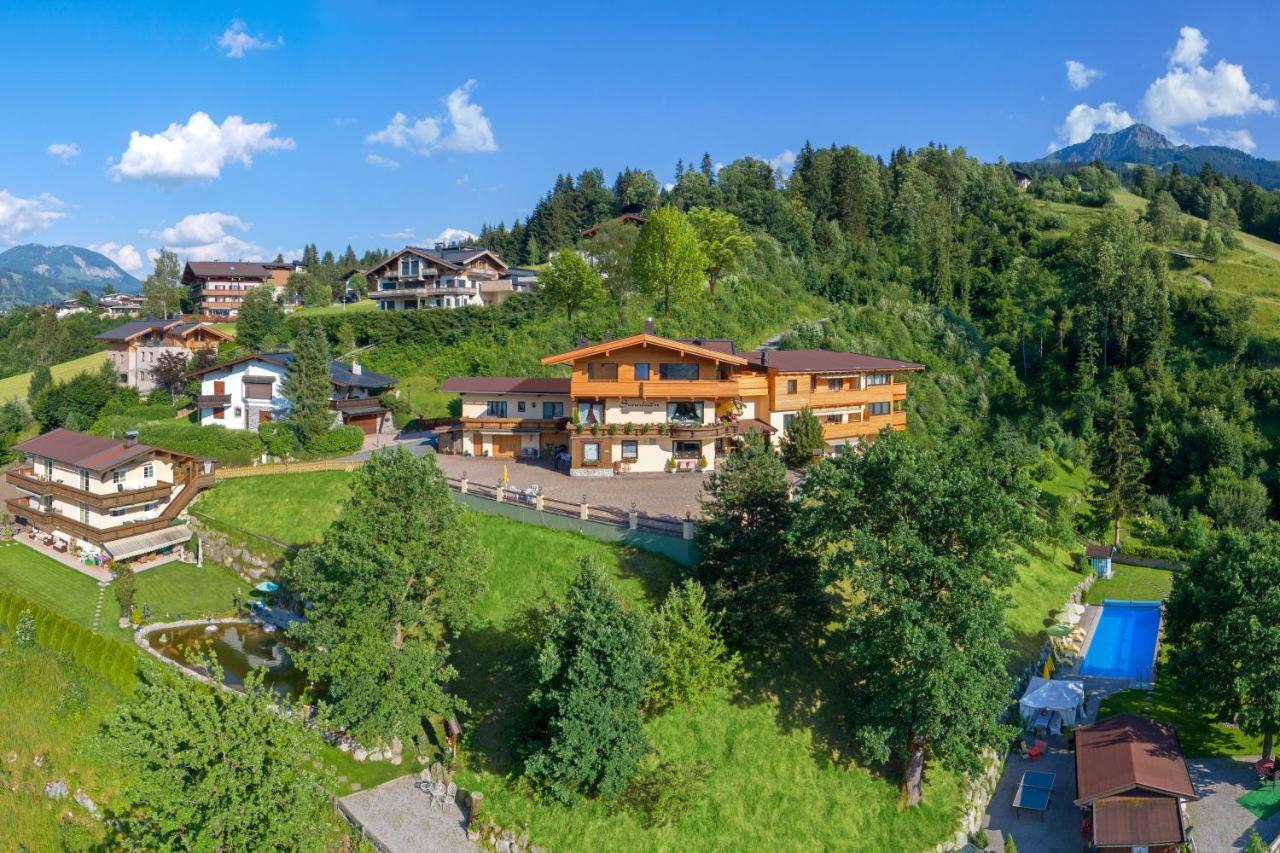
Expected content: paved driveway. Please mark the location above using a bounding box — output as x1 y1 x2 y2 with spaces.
1186 756 1280 851
358 434 712 519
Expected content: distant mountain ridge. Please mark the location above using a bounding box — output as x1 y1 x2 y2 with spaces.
0 244 142 307
1031 124 1280 189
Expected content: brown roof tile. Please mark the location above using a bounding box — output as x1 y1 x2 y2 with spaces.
1092 795 1185 847
441 377 571 394
13 428 164 472
1075 714 1197 804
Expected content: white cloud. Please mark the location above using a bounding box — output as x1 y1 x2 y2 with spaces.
1141 27 1275 131
1049 102 1134 150
766 149 796 176
46 143 80 161
429 227 478 246
1196 126 1256 152
365 153 400 169
382 227 416 240
1170 26 1208 69
149 212 262 262
0 189 65 244
1066 60 1102 91
88 241 144 274
367 80 497 156
109 112 295 184
218 20 282 58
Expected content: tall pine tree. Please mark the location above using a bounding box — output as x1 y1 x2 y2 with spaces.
283 318 333 443
1088 373 1149 545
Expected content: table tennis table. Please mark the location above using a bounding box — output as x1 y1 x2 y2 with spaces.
1012 770 1055 820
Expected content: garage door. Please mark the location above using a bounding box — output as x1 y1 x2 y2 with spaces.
493 435 522 457
348 414 380 435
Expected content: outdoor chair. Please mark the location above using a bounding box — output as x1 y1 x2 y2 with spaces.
1027 739 1048 760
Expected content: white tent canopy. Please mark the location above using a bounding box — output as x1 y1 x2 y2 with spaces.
1019 677 1086 727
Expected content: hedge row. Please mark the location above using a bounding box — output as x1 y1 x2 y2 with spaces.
1119 542 1184 563
0 591 137 691
92 416 265 467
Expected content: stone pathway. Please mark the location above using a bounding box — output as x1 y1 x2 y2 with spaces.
339 775 473 853
91 582 107 633
1186 756 1280 851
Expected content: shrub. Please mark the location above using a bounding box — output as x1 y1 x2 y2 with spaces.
1119 543 1183 562
305 425 364 456
780 407 824 468
14 608 35 647
617 758 709 828
114 561 136 615
92 416 265 466
1076 554 1090 575
258 421 299 459
647 580 740 712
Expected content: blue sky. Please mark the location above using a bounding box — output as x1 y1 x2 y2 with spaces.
1 1 1276 276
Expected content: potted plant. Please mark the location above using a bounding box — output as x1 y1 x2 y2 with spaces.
640 423 651 435
623 422 633 435
574 423 584 434
657 423 668 435
697 454 709 471
664 458 676 473
590 423 600 436
607 423 618 436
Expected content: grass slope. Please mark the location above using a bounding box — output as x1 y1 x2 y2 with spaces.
0 541 103 626
0 351 109 402
1083 563 1175 605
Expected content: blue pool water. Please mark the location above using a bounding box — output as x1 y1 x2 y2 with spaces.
1079 601 1162 680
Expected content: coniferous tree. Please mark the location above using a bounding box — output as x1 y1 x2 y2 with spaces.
283 319 333 444
647 579 740 712
27 362 52 401
235 286 283 352
524 558 655 804
780 407 825 468
1088 373 1148 545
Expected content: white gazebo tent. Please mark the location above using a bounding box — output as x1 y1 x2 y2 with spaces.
1019 677 1086 727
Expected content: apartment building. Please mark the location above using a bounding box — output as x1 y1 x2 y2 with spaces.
95 319 231 392
6 428 215 561
363 245 522 311
440 328 922 475
96 293 147 317
189 352 398 435
182 261 281 320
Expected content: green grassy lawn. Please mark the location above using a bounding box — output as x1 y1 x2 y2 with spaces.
1083 563 1175 604
1099 678 1263 757
292 300 377 318
1006 545 1086 665
99 561 250 639
0 642 124 849
0 351 109 402
400 374 459 419
193 470 355 545
0 541 102 627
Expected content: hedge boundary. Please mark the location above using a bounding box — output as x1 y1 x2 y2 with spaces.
0 590 137 691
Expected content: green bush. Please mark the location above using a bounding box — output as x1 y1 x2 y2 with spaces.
92 416 265 466
1119 542 1183 562
305 425 364 456
15 607 35 647
258 421 299 458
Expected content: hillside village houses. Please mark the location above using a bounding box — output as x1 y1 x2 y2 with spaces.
359 245 529 311
189 352 398 435
441 323 922 475
182 259 305 320
96 319 231 392
5 428 214 562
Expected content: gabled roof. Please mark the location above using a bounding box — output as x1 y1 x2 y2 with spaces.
95 319 232 343
1092 796 1185 848
745 349 924 373
581 212 648 238
1075 714 1197 805
182 261 272 280
186 352 397 389
441 376 571 395
540 333 748 367
366 246 509 277
1086 543 1115 559
13 428 183 472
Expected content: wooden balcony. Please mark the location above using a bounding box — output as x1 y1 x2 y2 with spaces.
331 397 388 411
773 383 907 412
459 417 567 432
6 468 174 510
570 378 745 400
821 412 906 440
196 393 231 406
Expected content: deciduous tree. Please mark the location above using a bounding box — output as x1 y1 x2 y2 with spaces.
284 448 489 743
1166 524 1280 760
539 250 604 322
791 435 1029 805
235 285 283 352
142 248 183 319
148 350 191 402
631 207 706 316
688 207 753 293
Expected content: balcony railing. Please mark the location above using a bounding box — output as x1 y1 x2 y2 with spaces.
459 417 568 432
196 394 231 406
6 468 175 510
569 378 746 399
331 397 388 411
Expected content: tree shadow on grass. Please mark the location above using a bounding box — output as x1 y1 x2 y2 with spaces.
449 619 536 776
613 548 680 607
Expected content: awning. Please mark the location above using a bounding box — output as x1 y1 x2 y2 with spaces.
736 418 777 435
105 524 192 561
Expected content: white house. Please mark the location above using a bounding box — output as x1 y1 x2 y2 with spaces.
189 352 399 435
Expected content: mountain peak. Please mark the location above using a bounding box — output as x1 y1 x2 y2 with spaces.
1102 124 1174 150
0 243 142 307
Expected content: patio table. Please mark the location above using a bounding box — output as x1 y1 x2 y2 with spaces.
1012 770 1055 821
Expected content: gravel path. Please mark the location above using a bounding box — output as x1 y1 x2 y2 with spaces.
340 776 474 853
1186 756 1280 851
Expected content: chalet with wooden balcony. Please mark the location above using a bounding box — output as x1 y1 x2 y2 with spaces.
6 428 215 561
743 349 924 449
363 245 519 312
188 352 398 435
95 319 232 392
182 261 282 320
440 326 924 475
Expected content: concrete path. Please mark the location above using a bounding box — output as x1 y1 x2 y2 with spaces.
1186 755 1280 851
986 743 1079 853
5 538 112 581
339 775 474 853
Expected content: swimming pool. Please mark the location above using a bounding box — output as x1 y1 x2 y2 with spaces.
1079 600 1162 681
